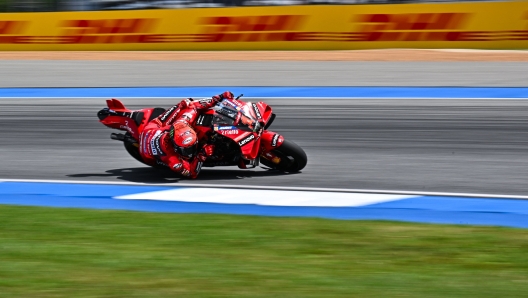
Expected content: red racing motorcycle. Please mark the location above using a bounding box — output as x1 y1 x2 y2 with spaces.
97 95 307 173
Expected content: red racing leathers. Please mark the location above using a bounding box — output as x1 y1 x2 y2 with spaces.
138 97 220 179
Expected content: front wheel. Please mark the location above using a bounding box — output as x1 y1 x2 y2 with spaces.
260 139 307 172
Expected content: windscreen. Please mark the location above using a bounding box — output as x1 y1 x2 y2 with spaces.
211 99 257 129
211 100 237 125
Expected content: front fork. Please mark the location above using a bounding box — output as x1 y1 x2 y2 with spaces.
260 150 282 165
258 130 285 165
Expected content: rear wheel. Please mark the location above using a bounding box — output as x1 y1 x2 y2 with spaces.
260 139 307 172
123 133 150 166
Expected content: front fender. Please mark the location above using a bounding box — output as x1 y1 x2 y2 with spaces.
260 130 285 153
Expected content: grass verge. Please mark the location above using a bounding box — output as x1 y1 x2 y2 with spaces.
1 205 528 297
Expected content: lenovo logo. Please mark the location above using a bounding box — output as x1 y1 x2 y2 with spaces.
238 134 255 147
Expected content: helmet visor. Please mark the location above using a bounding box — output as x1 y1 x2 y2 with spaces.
176 143 197 159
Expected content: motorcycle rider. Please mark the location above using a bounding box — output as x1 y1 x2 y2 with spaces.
139 91 234 179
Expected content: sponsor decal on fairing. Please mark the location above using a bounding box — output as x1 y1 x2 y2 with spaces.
252 103 262 119
154 137 163 155
238 134 255 147
166 110 179 124
160 106 177 122
215 126 238 131
119 120 134 135
141 131 150 155
221 130 238 135
150 130 165 156
271 134 279 147
196 115 205 126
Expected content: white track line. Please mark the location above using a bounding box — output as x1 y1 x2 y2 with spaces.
1 178 527 200
116 188 414 207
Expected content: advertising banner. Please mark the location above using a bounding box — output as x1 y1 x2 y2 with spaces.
0 2 527 50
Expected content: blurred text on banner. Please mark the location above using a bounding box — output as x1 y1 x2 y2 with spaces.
0 2 527 50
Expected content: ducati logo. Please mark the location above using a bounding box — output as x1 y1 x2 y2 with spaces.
160 106 176 122
252 103 262 119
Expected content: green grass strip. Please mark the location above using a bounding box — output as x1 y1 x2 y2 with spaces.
1 205 528 297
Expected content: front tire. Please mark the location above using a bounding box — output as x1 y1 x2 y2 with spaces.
260 139 307 172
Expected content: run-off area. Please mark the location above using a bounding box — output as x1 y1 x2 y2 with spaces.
2 180 528 228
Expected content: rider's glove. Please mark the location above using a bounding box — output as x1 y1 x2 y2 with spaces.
197 153 207 163
212 91 234 103
202 144 215 157
179 98 193 109
221 91 234 100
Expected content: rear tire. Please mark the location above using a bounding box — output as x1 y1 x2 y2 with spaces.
260 139 307 172
123 133 150 166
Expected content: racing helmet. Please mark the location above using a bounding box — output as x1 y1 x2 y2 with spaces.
169 121 198 159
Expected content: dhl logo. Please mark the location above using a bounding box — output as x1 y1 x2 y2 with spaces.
352 13 472 41
58 18 157 44
198 15 306 42
61 19 155 35
0 21 27 34
0 21 29 43
357 13 467 31
0 12 527 45
0 18 159 44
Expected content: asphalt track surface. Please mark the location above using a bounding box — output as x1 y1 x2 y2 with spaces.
0 61 527 196
1 61 528 87
1 95 527 196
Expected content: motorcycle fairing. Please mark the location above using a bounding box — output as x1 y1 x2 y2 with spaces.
259 130 285 153
210 100 276 161
98 99 140 139
256 101 273 125
235 132 262 160
98 99 165 141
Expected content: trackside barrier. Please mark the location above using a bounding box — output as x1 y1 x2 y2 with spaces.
0 1 527 50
